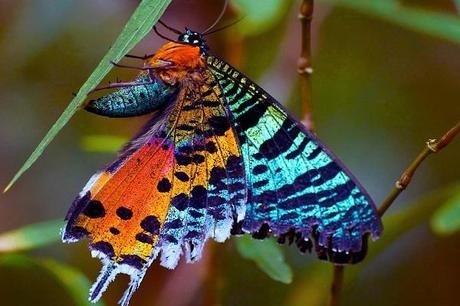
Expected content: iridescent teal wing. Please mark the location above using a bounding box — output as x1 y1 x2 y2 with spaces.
207 55 382 264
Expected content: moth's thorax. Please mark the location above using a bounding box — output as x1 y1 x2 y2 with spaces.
147 42 206 84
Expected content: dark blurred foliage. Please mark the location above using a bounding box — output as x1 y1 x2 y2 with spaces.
0 1 459 306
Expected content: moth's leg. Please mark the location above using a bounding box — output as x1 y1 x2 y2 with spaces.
110 61 159 71
110 60 172 80
124 53 155 60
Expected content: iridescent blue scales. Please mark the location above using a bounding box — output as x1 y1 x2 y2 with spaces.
63 29 382 305
207 56 382 262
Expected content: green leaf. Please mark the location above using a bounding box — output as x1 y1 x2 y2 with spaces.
4 0 172 192
0 219 63 253
80 134 128 153
235 236 293 284
319 0 460 45
232 0 292 36
0 254 104 306
431 190 460 235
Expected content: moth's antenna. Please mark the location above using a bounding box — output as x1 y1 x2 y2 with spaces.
153 26 176 42
203 16 245 36
158 20 182 35
203 0 228 35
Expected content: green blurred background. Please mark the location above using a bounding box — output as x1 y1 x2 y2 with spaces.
0 0 459 305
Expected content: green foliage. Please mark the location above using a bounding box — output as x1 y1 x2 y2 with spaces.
80 135 128 153
232 0 291 36
0 254 104 306
431 188 460 235
235 236 293 284
0 219 62 253
4 0 172 192
319 0 460 44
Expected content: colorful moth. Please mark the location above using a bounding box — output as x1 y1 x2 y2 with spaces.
62 26 382 305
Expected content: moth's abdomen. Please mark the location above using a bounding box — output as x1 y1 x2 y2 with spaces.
85 75 177 118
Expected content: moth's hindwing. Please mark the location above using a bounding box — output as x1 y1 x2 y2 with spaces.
62 69 246 304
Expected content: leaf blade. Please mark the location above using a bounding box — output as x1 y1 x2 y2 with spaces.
4 0 172 192
0 219 63 253
235 236 293 284
0 254 104 306
431 190 460 235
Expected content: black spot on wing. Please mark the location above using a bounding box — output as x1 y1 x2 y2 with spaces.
68 226 89 239
235 100 269 131
136 233 154 244
157 178 172 192
205 141 217 153
120 255 146 270
257 119 300 160
171 193 188 211
285 136 311 159
83 200 105 218
174 171 190 182
189 185 207 209
208 116 230 136
141 216 161 235
109 227 120 235
116 206 133 220
307 146 323 161
91 241 115 258
252 164 268 175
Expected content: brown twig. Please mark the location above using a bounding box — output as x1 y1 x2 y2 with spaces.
378 121 460 216
298 0 314 131
326 121 460 306
298 1 346 305
298 2 347 305
328 265 344 306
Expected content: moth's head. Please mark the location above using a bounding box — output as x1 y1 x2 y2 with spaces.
178 28 208 51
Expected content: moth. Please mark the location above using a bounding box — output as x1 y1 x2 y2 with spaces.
62 21 382 306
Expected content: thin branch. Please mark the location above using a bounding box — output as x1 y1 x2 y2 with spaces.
328 265 344 306
378 121 460 216
298 1 347 305
327 121 459 306
299 1 346 305
298 0 314 131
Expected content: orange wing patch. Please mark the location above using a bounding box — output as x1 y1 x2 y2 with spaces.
64 138 174 266
63 67 246 305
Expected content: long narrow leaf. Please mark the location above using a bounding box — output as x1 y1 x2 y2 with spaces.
0 254 104 306
0 219 63 252
319 0 460 45
4 0 172 192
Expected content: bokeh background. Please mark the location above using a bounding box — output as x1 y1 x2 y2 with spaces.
0 0 459 305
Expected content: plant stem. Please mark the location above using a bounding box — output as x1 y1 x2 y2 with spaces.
298 0 314 131
327 121 459 306
328 265 344 306
378 121 460 216
299 1 346 305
